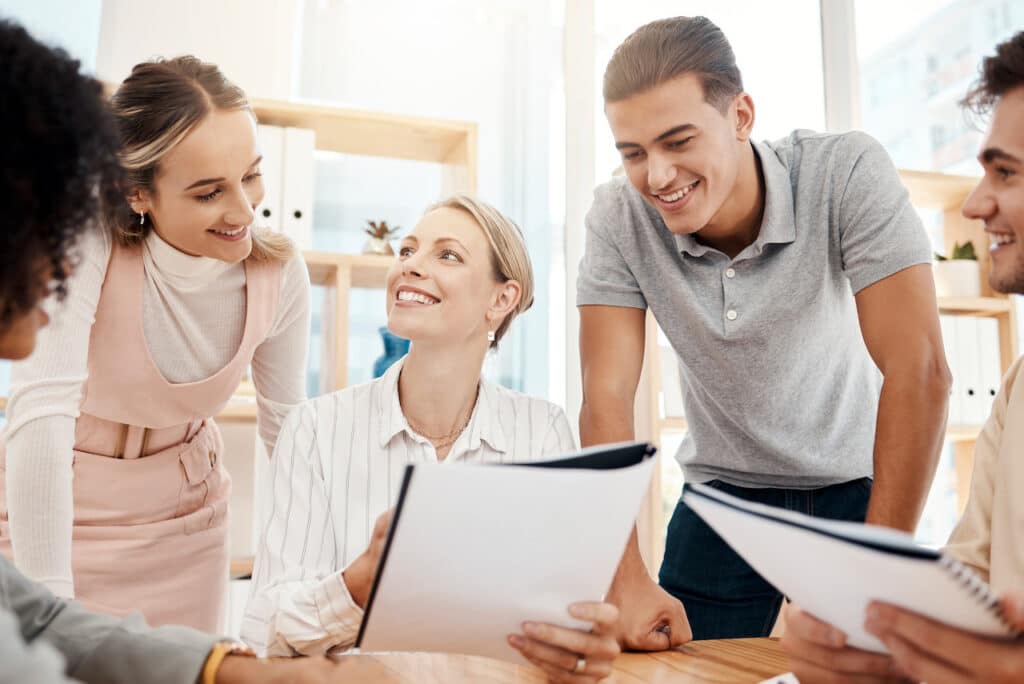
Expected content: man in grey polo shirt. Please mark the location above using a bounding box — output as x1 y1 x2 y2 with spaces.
580 17 952 646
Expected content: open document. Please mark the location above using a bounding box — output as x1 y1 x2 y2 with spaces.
683 483 1018 653
355 442 656 663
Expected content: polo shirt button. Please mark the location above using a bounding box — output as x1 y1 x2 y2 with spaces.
726 309 738 321
725 268 736 278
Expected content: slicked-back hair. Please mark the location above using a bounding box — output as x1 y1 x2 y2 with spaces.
603 16 743 111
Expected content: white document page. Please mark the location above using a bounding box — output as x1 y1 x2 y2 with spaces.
357 446 656 664
684 484 1013 653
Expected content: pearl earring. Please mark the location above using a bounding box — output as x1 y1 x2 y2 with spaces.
487 330 496 343
138 212 145 226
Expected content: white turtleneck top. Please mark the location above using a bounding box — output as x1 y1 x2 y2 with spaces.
4 227 311 597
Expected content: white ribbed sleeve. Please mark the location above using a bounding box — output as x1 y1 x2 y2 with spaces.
4 229 310 596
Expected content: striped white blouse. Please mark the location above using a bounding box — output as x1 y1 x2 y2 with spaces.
241 357 577 656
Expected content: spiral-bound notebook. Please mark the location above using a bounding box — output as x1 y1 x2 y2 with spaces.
683 483 1019 653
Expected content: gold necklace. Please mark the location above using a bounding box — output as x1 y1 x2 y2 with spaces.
406 413 473 449
404 386 479 449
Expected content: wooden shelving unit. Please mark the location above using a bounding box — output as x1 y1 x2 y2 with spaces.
251 97 477 197
636 168 1020 569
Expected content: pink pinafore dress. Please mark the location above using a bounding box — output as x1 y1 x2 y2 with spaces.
0 242 280 631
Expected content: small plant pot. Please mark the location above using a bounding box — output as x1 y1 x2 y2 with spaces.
933 260 981 298
362 237 395 256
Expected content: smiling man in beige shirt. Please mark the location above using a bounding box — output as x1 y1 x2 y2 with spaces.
781 31 1024 684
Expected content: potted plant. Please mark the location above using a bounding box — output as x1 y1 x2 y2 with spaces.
362 219 400 256
933 241 981 298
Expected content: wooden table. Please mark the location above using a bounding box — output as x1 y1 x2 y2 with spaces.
327 638 789 683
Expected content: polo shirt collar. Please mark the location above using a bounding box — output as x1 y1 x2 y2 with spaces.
376 355 508 454
673 140 796 258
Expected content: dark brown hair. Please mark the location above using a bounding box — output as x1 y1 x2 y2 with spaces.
603 16 743 111
105 55 293 261
0 19 122 332
961 30 1024 115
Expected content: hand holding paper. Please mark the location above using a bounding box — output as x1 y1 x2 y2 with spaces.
342 508 394 608
356 442 656 665
508 601 621 683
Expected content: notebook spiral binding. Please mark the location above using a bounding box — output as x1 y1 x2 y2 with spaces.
939 555 1022 637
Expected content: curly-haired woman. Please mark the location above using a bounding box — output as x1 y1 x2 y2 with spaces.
0 54 311 632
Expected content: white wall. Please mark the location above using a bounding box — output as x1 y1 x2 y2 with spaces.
96 0 301 98
0 0 103 71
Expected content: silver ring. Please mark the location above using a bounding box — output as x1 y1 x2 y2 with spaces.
573 656 587 674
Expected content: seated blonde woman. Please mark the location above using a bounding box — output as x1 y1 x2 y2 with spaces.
243 195 621 682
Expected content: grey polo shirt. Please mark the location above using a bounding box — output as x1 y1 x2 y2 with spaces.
577 130 932 489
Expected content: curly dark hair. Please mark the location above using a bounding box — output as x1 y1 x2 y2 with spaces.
0 20 122 332
962 30 1024 115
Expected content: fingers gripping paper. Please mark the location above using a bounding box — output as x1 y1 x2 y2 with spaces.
683 483 1017 653
356 442 656 664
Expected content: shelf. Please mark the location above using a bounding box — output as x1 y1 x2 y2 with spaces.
946 424 983 442
304 251 393 289
251 98 476 167
659 416 688 432
937 296 1013 316
899 169 980 211
216 401 257 422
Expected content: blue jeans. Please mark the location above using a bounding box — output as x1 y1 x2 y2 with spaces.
658 477 873 639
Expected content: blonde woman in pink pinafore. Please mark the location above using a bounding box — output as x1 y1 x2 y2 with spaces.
0 57 311 632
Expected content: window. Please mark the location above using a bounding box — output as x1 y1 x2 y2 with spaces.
856 0 1024 175
297 0 565 398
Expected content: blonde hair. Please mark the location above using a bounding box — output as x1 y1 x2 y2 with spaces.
428 195 534 349
105 55 293 262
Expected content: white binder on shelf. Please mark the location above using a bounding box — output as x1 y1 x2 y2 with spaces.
954 316 986 426
939 315 962 426
281 127 316 250
978 317 1002 421
256 124 284 233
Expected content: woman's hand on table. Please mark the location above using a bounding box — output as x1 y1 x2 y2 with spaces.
507 601 621 683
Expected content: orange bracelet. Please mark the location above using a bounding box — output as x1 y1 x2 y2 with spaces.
201 642 256 684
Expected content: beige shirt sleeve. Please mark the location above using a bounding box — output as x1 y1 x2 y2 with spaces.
942 357 1023 583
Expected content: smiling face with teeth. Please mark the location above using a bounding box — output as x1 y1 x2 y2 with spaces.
385 207 522 350
963 86 1024 295
128 108 263 263
606 73 760 252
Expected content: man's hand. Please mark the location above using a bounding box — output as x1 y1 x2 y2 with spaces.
342 508 394 608
780 604 908 683
508 601 621 683
607 566 690 651
864 594 1024 684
